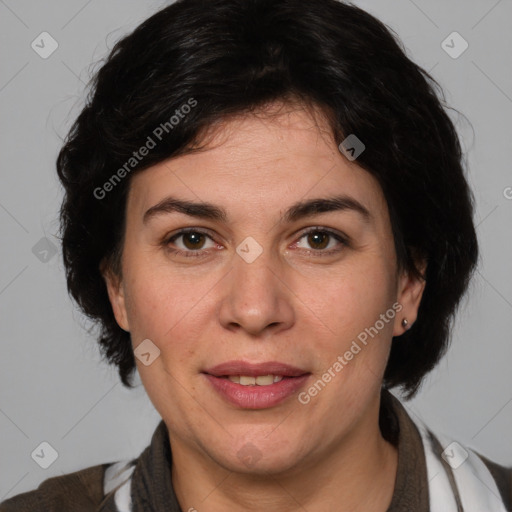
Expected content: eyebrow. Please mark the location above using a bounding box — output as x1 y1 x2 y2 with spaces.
143 194 371 225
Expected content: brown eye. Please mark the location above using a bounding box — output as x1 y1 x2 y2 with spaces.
306 231 330 250
164 229 217 258
294 228 348 256
181 232 207 250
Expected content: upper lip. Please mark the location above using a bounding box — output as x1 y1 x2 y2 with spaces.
203 360 309 377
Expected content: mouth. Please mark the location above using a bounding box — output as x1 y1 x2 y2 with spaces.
203 360 309 378
202 360 311 409
220 374 287 385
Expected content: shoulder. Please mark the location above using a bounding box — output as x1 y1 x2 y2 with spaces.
422 426 512 511
383 390 512 510
0 461 119 512
477 452 512 511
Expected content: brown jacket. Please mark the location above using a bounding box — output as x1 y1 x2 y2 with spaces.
1 390 511 511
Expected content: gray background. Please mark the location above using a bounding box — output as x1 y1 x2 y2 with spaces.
1 0 511 498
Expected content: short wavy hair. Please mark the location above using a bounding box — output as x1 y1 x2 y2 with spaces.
56 0 478 398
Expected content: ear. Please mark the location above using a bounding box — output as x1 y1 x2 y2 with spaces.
393 259 427 337
100 259 130 332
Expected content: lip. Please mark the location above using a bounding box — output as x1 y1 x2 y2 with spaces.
203 360 309 377
203 374 311 409
202 360 311 409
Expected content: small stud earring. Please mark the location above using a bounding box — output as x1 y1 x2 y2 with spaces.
401 318 409 329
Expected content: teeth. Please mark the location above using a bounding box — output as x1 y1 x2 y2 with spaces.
227 375 284 386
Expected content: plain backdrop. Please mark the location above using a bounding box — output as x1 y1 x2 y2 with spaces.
1 0 511 498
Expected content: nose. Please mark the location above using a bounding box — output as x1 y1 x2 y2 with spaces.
217 243 295 337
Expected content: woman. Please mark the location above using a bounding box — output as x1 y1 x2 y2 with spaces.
1 0 510 510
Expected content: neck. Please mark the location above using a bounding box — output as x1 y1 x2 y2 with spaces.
170 397 398 512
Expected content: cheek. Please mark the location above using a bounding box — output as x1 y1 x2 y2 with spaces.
305 260 397 386
122 265 219 374
122 268 190 345
319 260 396 330
125 276 202 399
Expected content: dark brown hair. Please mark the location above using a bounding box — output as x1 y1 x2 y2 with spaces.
56 0 478 398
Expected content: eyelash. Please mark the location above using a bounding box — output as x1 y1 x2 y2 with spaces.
162 227 349 259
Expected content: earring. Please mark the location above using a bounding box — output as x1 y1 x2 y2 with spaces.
401 318 409 329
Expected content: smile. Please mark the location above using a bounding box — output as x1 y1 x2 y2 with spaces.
225 375 284 385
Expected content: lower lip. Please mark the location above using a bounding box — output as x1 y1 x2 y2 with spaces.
203 374 311 409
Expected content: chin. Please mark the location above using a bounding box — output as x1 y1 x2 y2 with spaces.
208 436 308 476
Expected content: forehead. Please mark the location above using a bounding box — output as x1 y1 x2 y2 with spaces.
126 103 387 224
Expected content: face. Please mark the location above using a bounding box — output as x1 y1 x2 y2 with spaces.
104 102 425 476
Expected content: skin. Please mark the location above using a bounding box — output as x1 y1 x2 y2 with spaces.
103 101 426 512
